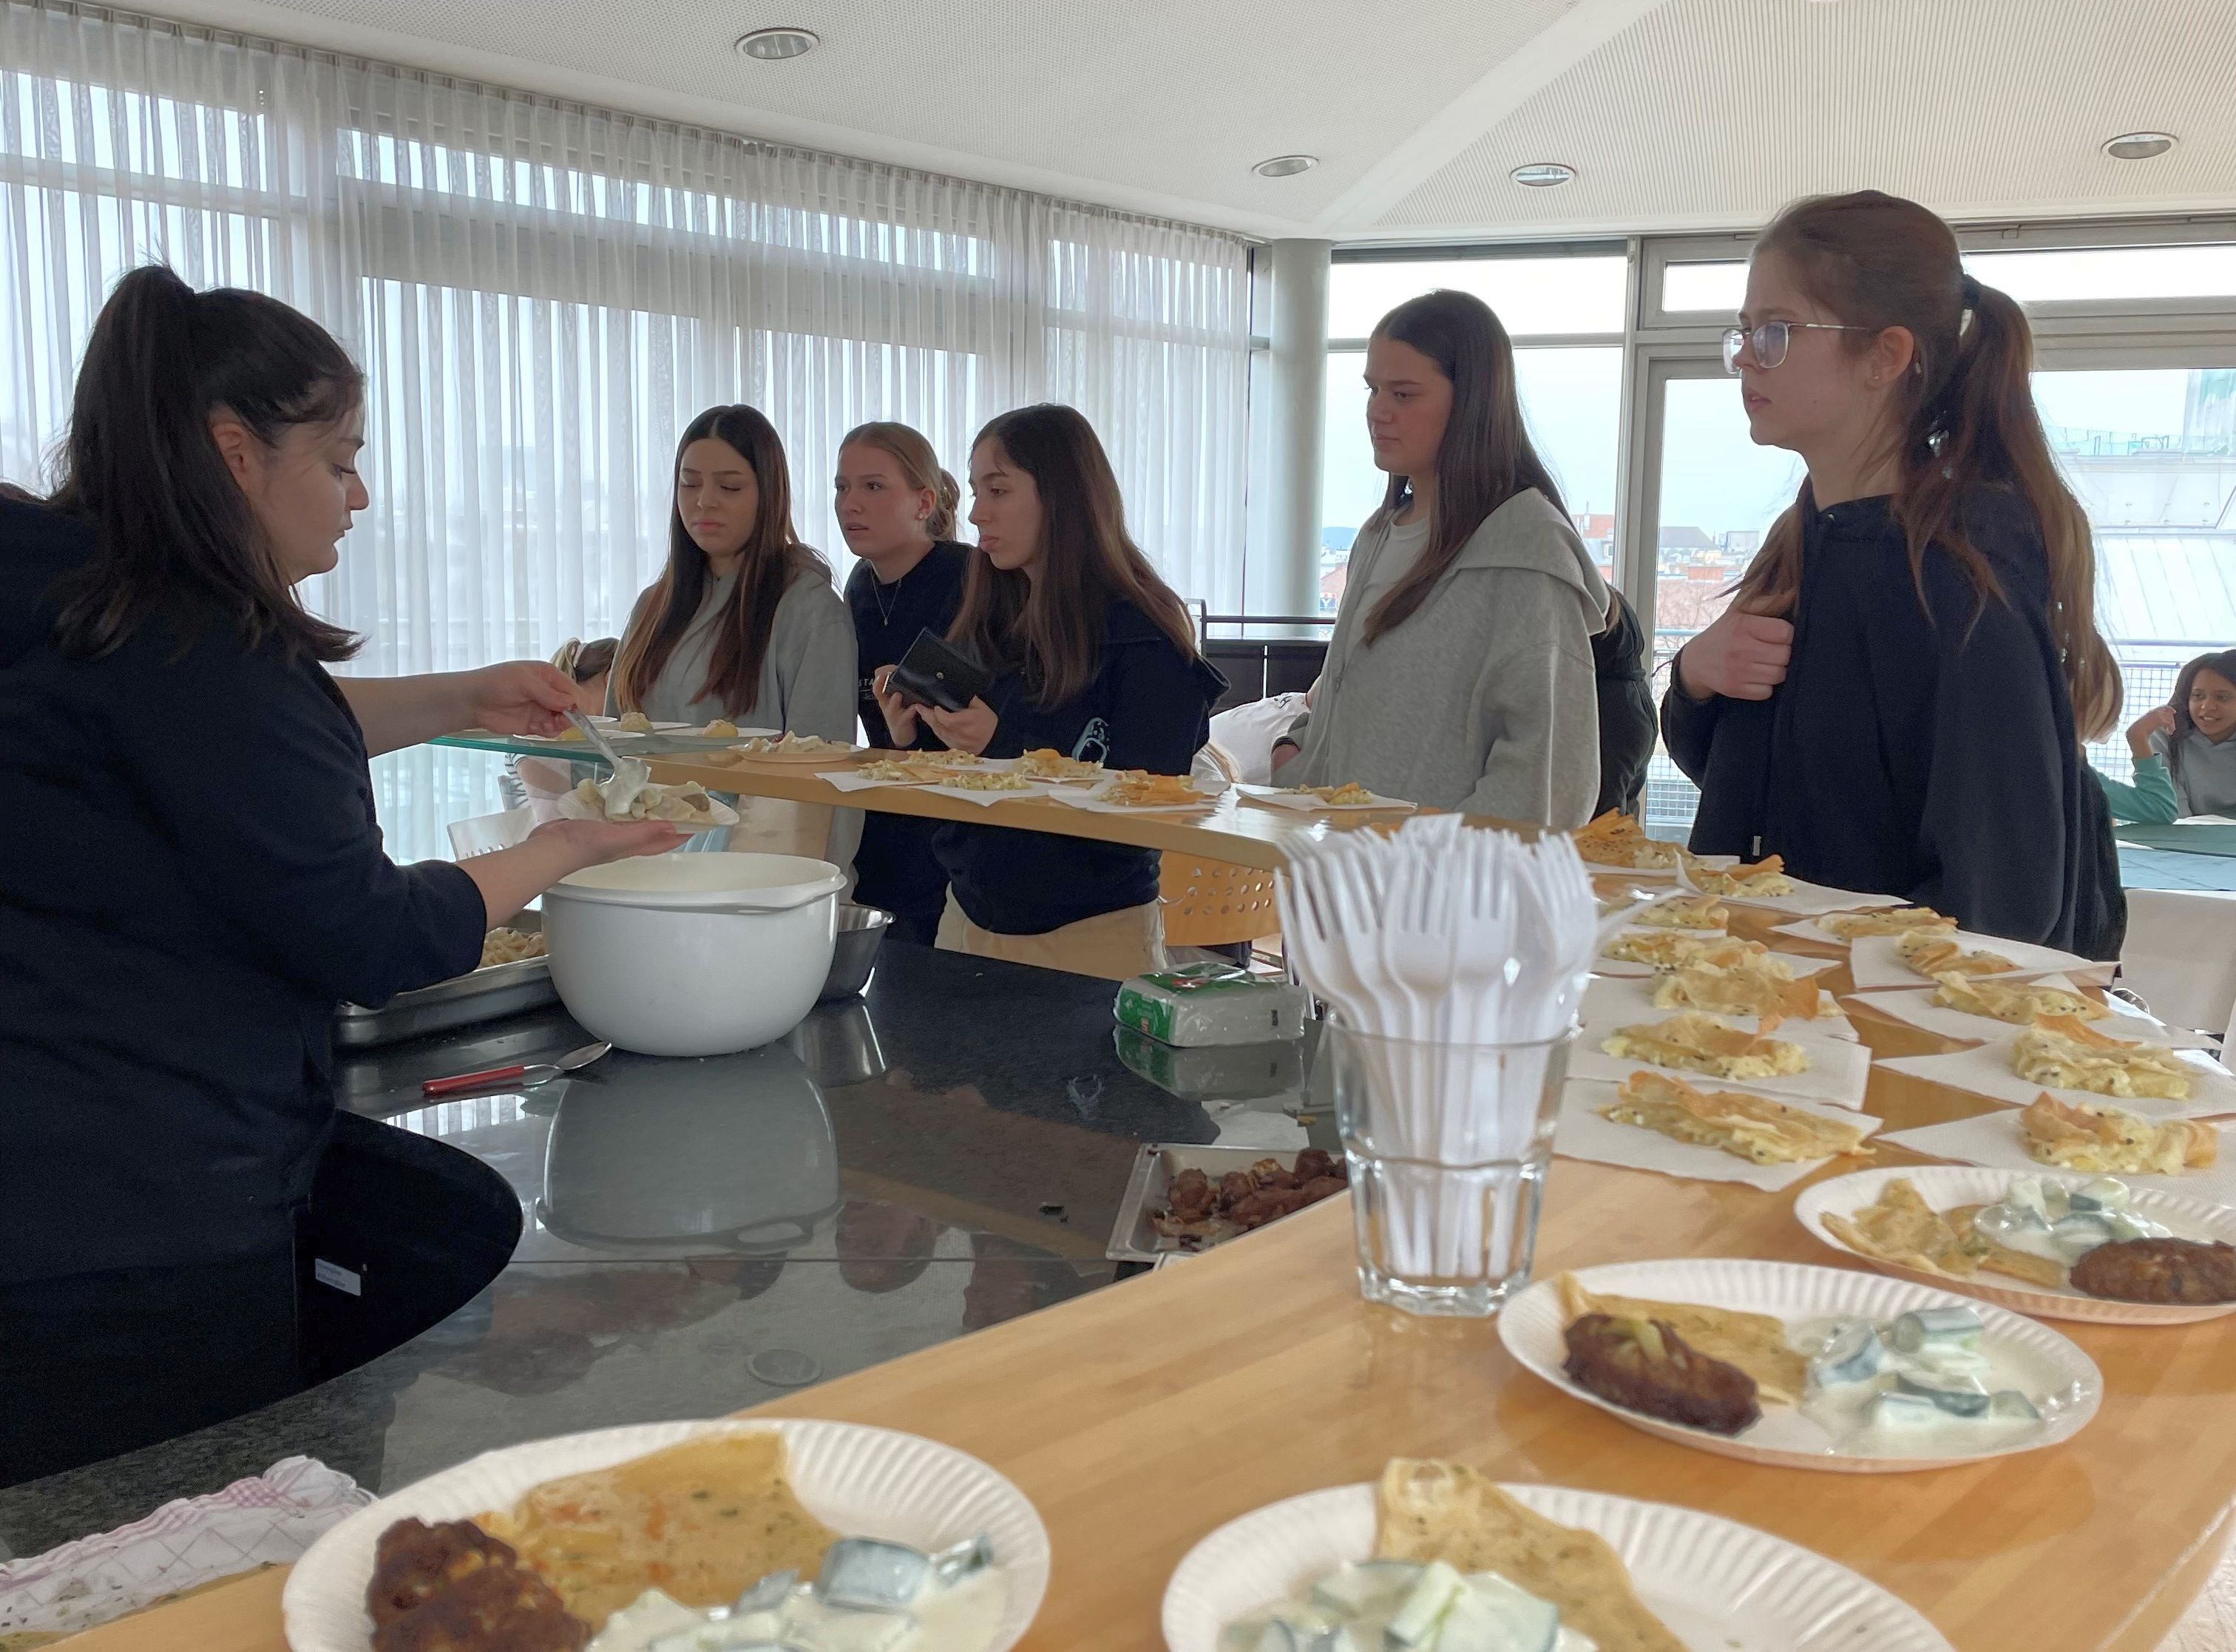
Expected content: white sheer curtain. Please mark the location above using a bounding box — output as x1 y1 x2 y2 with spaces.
0 0 1253 858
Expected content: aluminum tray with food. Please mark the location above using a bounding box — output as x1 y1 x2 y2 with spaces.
334 911 555 1049
1107 1143 1349 1264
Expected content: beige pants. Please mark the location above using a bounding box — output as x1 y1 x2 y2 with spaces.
935 894 1165 981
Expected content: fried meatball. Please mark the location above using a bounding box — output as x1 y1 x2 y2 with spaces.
1298 1174 1348 1204
1292 1148 1341 1184
370 1561 589 1652
1219 1170 1259 1205
1561 1313 1761 1435
366 1519 518 1626
1165 1167 1215 1217
2070 1238 2236 1305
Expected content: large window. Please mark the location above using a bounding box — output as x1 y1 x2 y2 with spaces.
0 1 1251 861
1318 253 1627 613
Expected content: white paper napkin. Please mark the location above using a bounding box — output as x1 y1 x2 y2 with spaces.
1844 930 2114 989
1234 783 1415 813
1846 980 2221 1050
1874 1039 2236 1121
1583 973 1857 1042
1568 999 1875 1108
820 768 934 793
1880 1111 2236 1208
1554 1078 1883 1191
0 1458 369 1641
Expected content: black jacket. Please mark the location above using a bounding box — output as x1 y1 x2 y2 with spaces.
0 501 486 1283
1662 487 2125 958
936 602 1227 935
1593 586 1656 819
844 543 970 926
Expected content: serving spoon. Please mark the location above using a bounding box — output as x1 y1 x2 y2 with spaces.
566 709 652 816
422 1039 611 1098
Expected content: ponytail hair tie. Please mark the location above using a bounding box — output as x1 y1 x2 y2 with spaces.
1959 274 1984 310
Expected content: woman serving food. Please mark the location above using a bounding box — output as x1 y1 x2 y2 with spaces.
0 268 680 1483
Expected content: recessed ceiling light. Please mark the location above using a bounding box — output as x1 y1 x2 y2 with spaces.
1511 161 1576 188
735 27 819 61
1252 155 1318 179
2101 131 2176 161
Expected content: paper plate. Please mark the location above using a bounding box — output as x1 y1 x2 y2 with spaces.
1795 1165 2236 1326
1498 1257 2101 1472
282 1418 1048 1652
1160 1480 1952 1652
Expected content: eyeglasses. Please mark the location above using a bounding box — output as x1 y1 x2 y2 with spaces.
1721 320 1877 373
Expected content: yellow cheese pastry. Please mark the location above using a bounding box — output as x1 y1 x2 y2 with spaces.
2013 1016 2194 1102
1686 853 1795 898
1931 972 2106 1026
1600 932 1764 969
1820 907 1955 940
1600 1072 1869 1165
1633 895 1727 932
2021 1094 2218 1174
1600 1012 1809 1082
1898 930 2017 978
1650 956 1826 1020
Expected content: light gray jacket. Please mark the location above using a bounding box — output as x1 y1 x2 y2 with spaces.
616 563 858 739
1287 489 1608 827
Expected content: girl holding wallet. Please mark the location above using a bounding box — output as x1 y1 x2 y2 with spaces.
873 403 1225 980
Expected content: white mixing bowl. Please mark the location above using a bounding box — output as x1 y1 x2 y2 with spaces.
542 853 847 1057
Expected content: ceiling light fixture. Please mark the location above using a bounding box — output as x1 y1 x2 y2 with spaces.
2101 131 2176 161
1511 161 1576 188
1252 155 1318 179
735 26 820 61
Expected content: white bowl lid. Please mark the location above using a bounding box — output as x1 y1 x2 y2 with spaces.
549 851 845 910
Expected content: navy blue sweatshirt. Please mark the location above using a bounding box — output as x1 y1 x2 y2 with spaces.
935 601 1227 935
844 542 969 929
1662 487 2124 958
0 501 487 1284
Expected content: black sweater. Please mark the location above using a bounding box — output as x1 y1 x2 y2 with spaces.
844 543 971 926
1661 487 2124 958
936 602 1227 935
0 501 487 1283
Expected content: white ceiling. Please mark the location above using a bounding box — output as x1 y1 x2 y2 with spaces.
152 0 2236 241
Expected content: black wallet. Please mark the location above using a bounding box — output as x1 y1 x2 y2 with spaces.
887 629 992 714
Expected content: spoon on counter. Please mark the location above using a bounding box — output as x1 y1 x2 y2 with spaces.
565 709 653 816
423 1040 611 1098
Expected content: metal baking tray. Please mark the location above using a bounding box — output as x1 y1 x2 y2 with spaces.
1106 1142 1332 1265
333 910 557 1048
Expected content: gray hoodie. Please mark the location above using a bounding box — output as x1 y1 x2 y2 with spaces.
1287 489 1608 826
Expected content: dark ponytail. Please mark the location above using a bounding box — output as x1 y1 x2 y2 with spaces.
47 264 363 663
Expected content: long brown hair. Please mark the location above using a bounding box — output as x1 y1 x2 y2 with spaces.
1732 191 2121 739
839 421 961 539
1361 289 1568 642
46 264 362 663
949 404 1198 707
614 404 826 714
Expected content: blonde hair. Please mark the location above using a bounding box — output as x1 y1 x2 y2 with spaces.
840 421 960 539
1736 192 2120 739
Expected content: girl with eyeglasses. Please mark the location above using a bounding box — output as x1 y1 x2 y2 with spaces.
1665 191 2124 956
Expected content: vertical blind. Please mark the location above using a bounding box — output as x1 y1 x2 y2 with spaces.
0 0 1253 853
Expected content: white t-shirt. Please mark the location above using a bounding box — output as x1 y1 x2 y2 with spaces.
1358 515 1434 603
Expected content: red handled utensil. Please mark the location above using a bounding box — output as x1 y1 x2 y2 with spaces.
422 1040 611 1098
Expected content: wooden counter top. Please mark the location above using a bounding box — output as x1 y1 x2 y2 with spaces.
60 924 2236 1652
